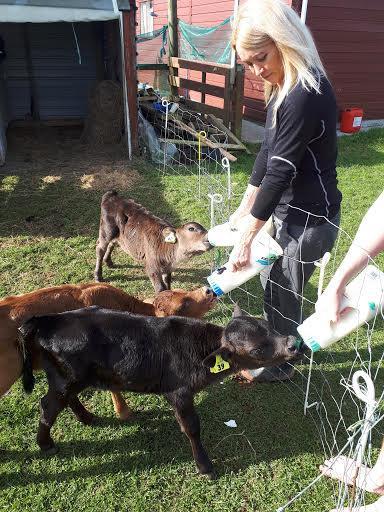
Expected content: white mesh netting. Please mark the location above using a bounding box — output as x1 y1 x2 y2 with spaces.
156 100 384 512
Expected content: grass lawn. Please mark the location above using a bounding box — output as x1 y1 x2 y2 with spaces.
0 126 383 512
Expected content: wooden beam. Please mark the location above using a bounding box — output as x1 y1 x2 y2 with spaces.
201 71 206 104
159 139 246 151
169 57 231 76
122 4 139 156
171 117 237 162
138 95 158 102
169 76 225 98
137 63 169 71
223 72 231 126
168 0 178 97
232 64 245 139
181 98 225 119
208 114 250 154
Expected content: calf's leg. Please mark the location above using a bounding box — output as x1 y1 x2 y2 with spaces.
0 344 22 397
147 268 167 293
103 241 116 268
37 389 67 454
110 391 133 421
166 391 215 479
95 238 109 282
95 221 119 281
68 396 95 425
162 272 172 290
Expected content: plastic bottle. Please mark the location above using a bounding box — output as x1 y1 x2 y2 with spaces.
207 219 248 247
297 265 384 352
206 231 283 296
208 217 274 247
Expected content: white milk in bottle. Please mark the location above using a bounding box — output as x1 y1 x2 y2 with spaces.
206 231 283 296
297 265 384 352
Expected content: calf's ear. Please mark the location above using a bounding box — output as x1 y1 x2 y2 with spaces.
202 347 232 368
162 227 177 244
232 303 247 318
153 297 169 317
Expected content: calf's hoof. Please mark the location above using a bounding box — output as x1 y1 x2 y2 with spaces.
78 411 96 426
94 274 103 283
117 408 134 422
40 445 58 456
200 470 217 480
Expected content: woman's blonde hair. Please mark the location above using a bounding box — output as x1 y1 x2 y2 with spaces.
231 0 326 125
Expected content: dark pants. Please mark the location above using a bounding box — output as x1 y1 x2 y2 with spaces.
264 212 341 337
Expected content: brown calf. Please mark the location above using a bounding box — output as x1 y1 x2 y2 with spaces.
0 282 216 419
94 191 212 291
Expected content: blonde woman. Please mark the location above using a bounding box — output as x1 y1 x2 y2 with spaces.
229 0 342 382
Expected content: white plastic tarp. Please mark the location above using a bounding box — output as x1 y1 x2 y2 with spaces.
0 0 119 22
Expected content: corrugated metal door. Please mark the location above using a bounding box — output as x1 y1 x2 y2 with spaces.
0 21 101 120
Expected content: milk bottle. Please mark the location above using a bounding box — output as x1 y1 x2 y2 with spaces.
297 265 384 352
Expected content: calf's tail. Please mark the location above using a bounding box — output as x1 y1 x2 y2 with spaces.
101 190 118 204
18 318 38 394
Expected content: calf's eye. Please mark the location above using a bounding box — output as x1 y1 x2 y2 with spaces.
188 226 196 232
250 347 264 357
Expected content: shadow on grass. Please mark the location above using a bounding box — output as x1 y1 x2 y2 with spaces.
0 126 195 239
1 349 382 490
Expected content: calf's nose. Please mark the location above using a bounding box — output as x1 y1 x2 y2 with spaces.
287 335 300 354
203 286 216 297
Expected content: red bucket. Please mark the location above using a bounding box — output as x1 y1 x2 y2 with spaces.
340 107 364 134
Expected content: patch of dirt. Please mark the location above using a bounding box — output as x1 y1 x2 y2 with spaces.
1 125 141 191
80 169 139 191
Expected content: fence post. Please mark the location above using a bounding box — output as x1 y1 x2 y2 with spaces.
168 0 179 97
120 0 139 157
232 63 245 139
223 70 231 127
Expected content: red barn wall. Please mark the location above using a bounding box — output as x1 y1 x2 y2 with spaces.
137 0 384 124
301 0 384 120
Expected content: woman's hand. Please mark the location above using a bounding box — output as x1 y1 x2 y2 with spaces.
229 209 247 230
229 184 259 229
315 283 344 323
228 215 266 272
228 240 252 272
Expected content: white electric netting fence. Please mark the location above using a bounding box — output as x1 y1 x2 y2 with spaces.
158 102 384 512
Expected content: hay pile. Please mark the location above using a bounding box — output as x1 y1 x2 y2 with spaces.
82 80 124 145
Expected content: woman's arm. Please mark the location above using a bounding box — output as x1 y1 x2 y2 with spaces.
228 215 266 271
230 86 320 270
316 191 384 322
229 184 259 228
229 137 268 228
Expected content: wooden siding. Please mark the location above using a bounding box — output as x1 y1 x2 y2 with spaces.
304 0 384 120
137 0 266 121
137 0 384 123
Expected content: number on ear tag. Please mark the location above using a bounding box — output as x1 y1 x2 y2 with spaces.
210 354 230 374
164 232 177 243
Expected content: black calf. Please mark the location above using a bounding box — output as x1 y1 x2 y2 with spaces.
20 304 300 478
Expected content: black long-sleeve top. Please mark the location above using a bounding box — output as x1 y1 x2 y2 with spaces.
250 74 342 225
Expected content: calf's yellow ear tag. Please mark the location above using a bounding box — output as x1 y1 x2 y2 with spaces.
210 354 230 374
164 232 177 243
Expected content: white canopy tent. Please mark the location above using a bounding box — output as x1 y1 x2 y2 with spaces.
0 0 138 163
0 0 119 23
